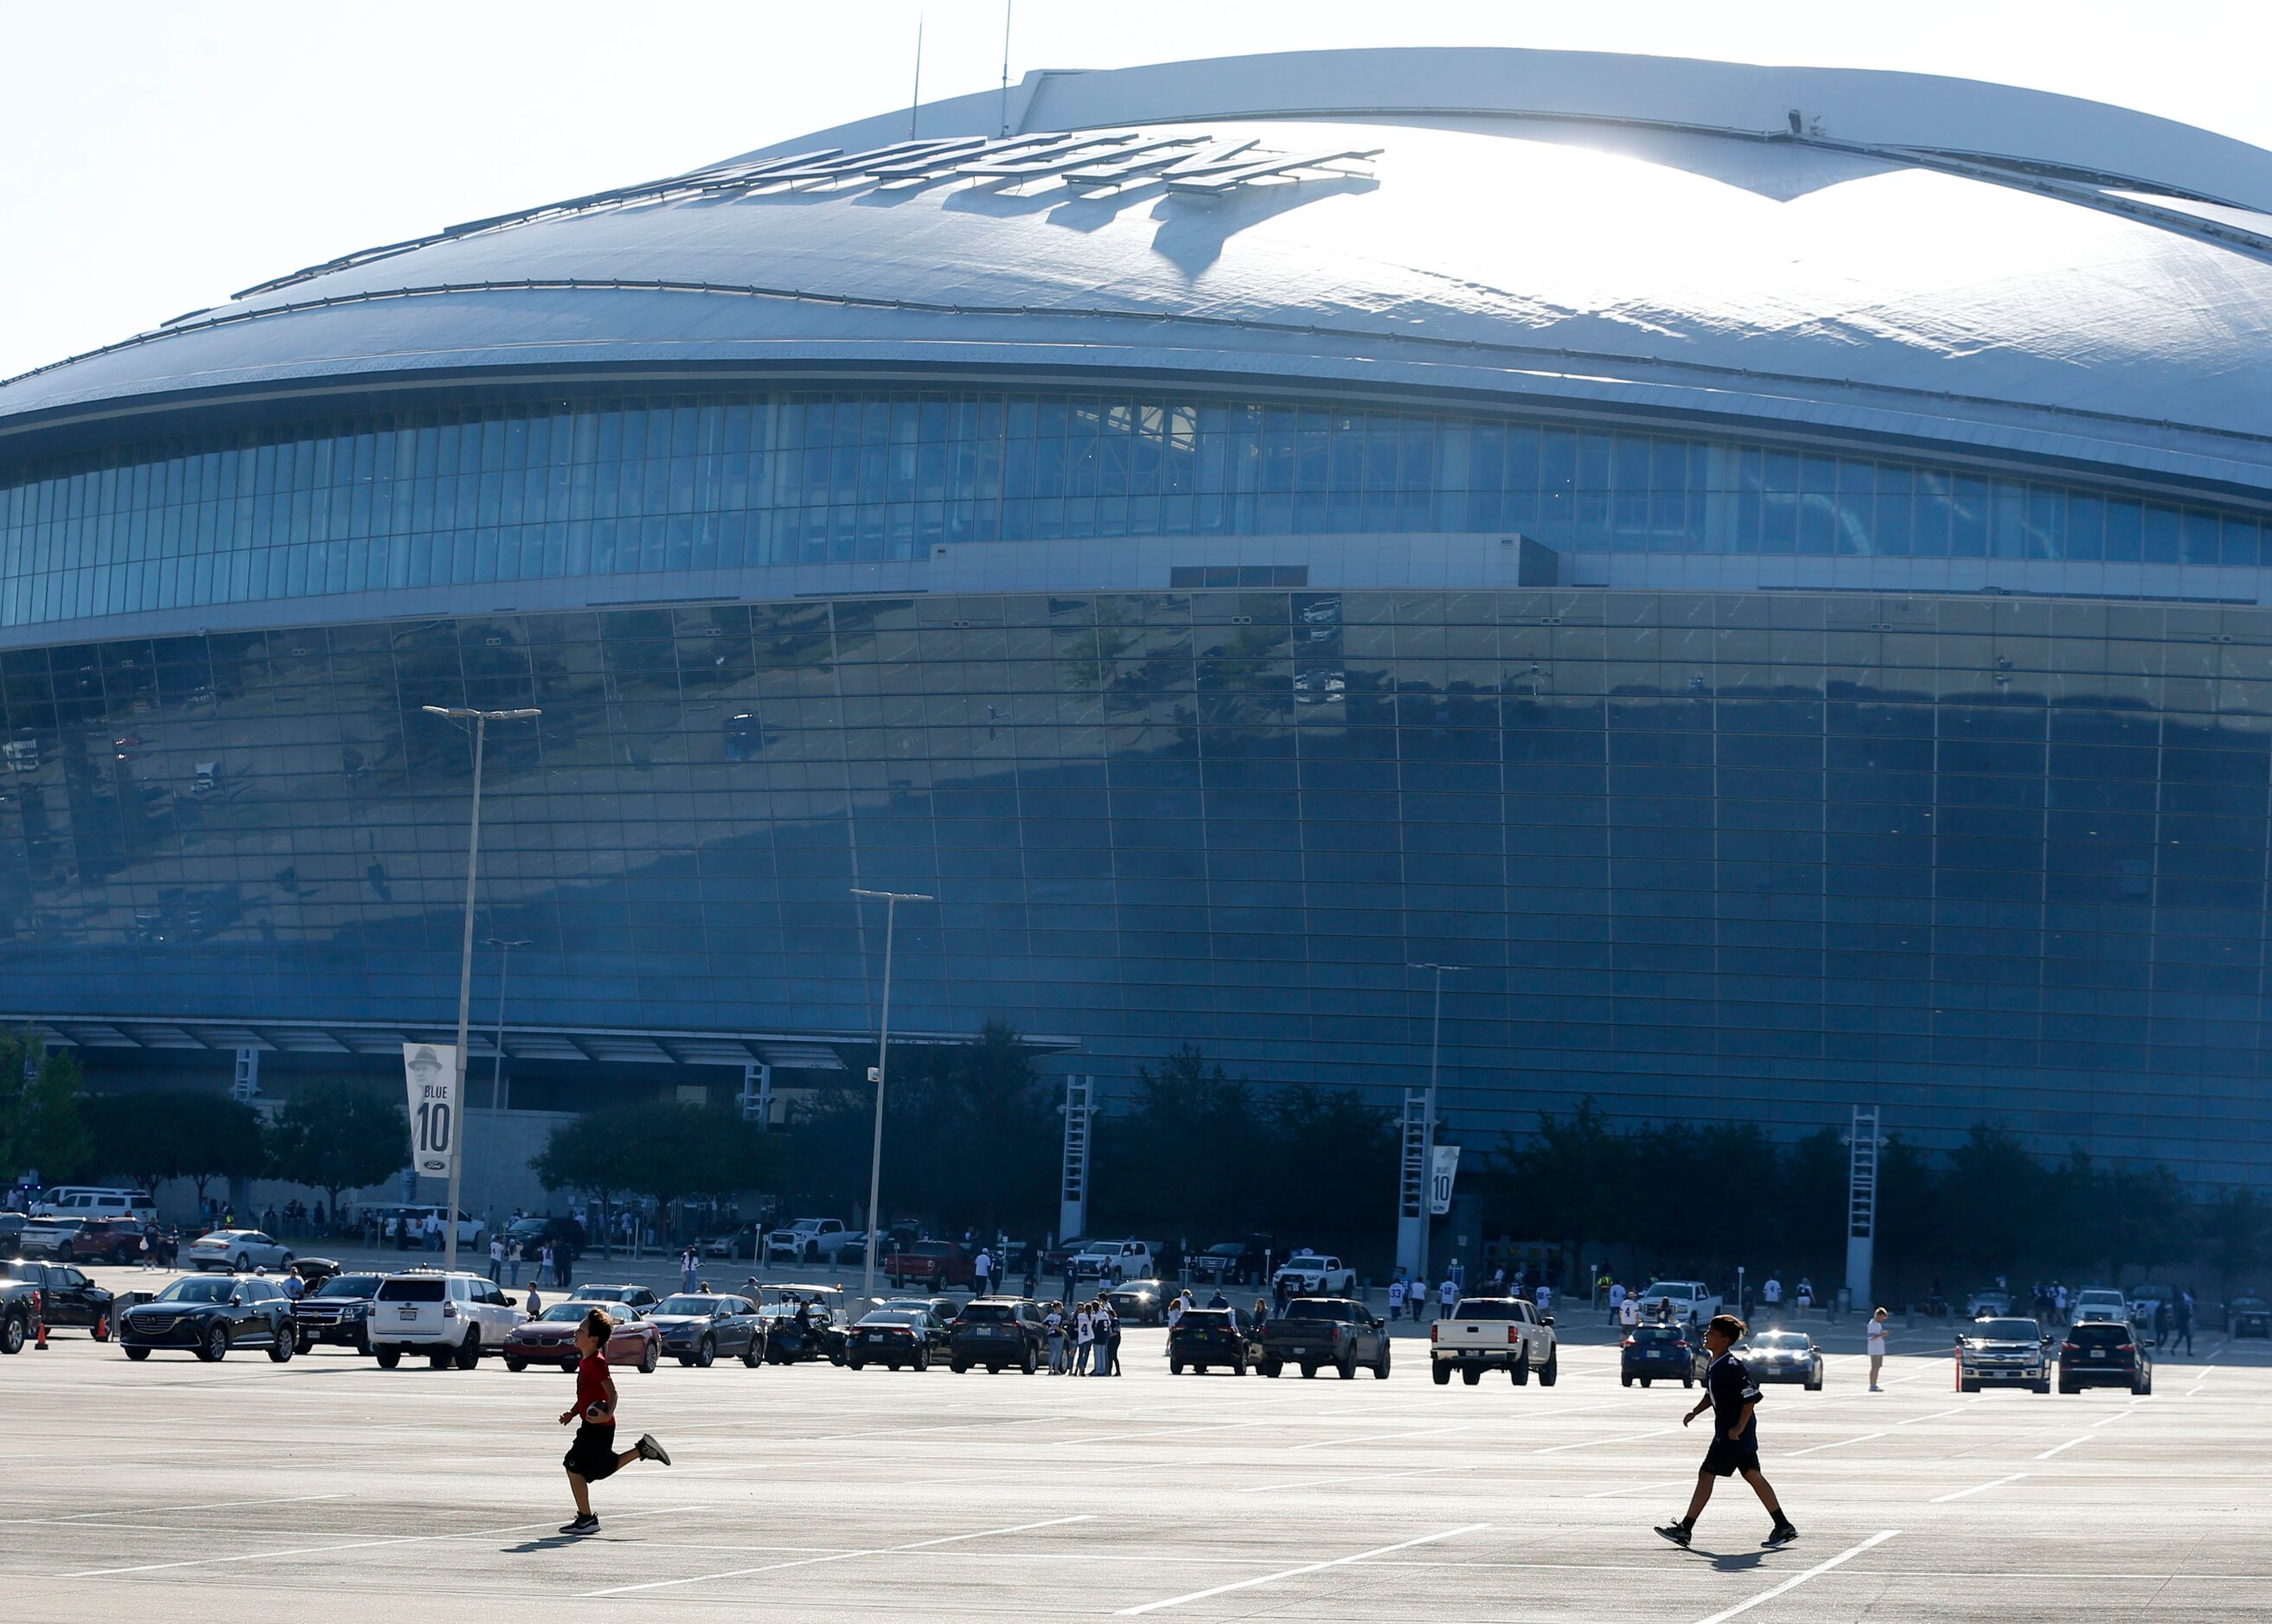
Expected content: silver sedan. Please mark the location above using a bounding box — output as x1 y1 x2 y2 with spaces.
186 1229 295 1274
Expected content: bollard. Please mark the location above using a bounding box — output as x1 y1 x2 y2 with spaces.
1905 1302 1916 1329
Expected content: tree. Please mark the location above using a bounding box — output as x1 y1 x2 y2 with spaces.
1479 1098 1630 1266
265 1082 409 1215
86 1090 263 1199
1095 1044 1267 1241
1262 1087 1397 1254
2198 1188 2271 1295
0 1030 93 1186
533 1099 775 1248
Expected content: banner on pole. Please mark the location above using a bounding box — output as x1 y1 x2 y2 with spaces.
1429 1143 1461 1215
402 1043 459 1180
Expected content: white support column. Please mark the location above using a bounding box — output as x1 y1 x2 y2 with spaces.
1846 1104 1882 1308
1395 1088 1430 1282
1059 1075 1094 1244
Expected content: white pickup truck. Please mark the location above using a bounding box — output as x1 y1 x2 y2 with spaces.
1430 1295 1558 1386
1073 1238 1154 1280
765 1218 860 1264
1634 1280 1722 1327
1272 1252 1357 1295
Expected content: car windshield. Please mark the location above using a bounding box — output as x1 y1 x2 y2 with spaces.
1282 1301 1347 1321
538 1304 591 1322
576 1288 634 1301
1206 1244 1243 1256
1642 1283 1692 1299
1748 1333 1809 1350
2070 1324 2128 1344
376 1278 446 1302
1970 1320 2040 1339
1179 1309 1236 1328
313 1275 382 1298
859 1311 920 1326
2236 1298 2268 1311
1452 1300 1518 1318
656 1296 719 1315
156 1279 234 1304
1632 1327 1686 1345
958 1303 1016 1322
1285 1255 1326 1266
2077 1290 2124 1303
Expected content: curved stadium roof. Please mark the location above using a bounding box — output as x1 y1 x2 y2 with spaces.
9 47 2272 508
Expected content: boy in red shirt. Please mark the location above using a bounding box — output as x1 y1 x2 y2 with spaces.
559 1308 671 1535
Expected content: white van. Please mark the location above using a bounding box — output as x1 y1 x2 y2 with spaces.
29 1187 157 1222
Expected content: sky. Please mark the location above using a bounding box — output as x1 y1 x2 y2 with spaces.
3 0 2270 383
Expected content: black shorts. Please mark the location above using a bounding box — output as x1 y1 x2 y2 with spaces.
564 1422 621 1481
1700 1434 1761 1478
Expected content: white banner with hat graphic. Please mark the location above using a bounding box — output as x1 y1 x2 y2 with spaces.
402 1043 459 1180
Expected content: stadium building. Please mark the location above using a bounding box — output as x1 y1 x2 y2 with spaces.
5 48 2272 1189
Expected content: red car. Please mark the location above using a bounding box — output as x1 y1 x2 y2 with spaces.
501 1301 659 1373
884 1240 976 1292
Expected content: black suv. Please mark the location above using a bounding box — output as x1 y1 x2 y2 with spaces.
293 1270 387 1353
2058 1320 2153 1395
1168 1306 1264 1375
1619 1322 1698 1388
948 1298 1046 1373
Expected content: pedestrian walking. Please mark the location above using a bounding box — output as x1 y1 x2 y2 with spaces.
557 1308 672 1537
138 1230 153 1270
1656 1314 1798 1550
680 1246 699 1294
1166 1292 1188 1333
490 1235 505 1285
508 1238 523 1288
1388 1277 1406 1320
974 1248 993 1298
1437 1276 1456 1320
539 1244 555 1288
1608 1280 1626 1321
2173 1289 2195 1355
1760 1275 1782 1311
1866 1306 1889 1391
528 1286 543 1317
1618 1293 1641 1331
1535 1282 1553 1315
1795 1277 1814 1318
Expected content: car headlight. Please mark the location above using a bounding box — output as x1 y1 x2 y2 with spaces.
342 1305 368 1319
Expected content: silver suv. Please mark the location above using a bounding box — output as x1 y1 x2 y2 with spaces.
368 1270 526 1370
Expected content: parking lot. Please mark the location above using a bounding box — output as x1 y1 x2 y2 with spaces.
6 1276 2270 1621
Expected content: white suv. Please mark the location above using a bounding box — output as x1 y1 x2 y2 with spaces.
1075 1238 1155 1280
368 1271 525 1369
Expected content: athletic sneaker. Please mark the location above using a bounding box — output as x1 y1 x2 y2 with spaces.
1763 1520 1799 1547
559 1513 598 1536
637 1433 672 1465
1654 1519 1693 1547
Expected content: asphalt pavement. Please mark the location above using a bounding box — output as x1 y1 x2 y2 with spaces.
5 1267 2268 1621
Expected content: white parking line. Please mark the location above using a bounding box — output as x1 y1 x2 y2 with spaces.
1784 1430 1887 1458
1114 1523 1489 1615
580 1513 1095 1598
63 1504 705 1577
1931 1473 2026 1504
1691 1529 1899 1624
2036 1435 2090 1460
1534 1427 1682 1455
1284 1424 1473 1453
1895 1405 1972 1426
1584 1478 1681 1499
1240 1466 1472 1494
0 1493 344 1526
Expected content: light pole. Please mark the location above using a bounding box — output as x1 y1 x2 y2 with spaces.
422 704 540 1273
482 937 534 1111
1408 962 1469 1295
850 886 931 1301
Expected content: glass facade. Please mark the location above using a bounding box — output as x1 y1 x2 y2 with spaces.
3 389 2270 630
0 585 2264 1181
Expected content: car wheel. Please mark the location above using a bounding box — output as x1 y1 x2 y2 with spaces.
123 1345 150 1360
1513 1352 1531 1385
1300 1363 1317 1378
1433 1363 1451 1385
92 1311 111 1344
375 1348 401 1369
1462 1366 1482 1386
1169 1357 1184 1376
1961 1378 1981 1394
988 1365 1003 1375
235 1253 251 1273
1261 1359 1282 1378
848 1357 866 1371
429 1348 452 1370
269 1325 295 1363
913 1347 930 1371
505 1357 528 1372
694 1336 715 1369
1642 1377 1653 1388
638 1339 658 1375
280 1253 294 1270
198 1326 230 1363
1806 1376 1822 1391
1022 1346 1038 1375
1539 1349 1558 1387
295 1329 313 1355
1232 1356 1248 1377
1621 1373 1632 1387
1337 1351 1356 1379
951 1359 970 1374
54 1243 73 1263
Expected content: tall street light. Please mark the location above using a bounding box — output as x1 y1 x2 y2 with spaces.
850 886 931 1301
423 704 541 1273
1407 961 1469 1294
482 937 534 1111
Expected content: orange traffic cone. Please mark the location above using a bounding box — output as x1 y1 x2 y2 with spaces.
33 1291 48 1350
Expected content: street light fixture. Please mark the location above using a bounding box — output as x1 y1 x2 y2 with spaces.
1407 961 1469 1293
422 704 541 1272
850 886 931 1301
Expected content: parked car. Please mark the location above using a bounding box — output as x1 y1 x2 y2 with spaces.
1040 1236 1093 1279
1271 1253 1358 1295
1189 1238 1270 1286
948 1298 1047 1373
185 1228 294 1274
1259 1297 1392 1379
2125 1283 2177 1331
366 1270 526 1370
847 1307 950 1370
1430 1295 1558 1386
2058 1320 2153 1395
649 1293 765 1368
884 1239 976 1292
392 1206 486 1248
700 1224 767 1262
1168 1306 1264 1375
565 1282 660 1315
28 1186 157 1223
759 1286 848 1364
1619 1321 1698 1388
0 1211 26 1258
1956 1316 2053 1394
2070 1288 2128 1324
0 1259 117 1342
502 1300 662 1372
503 1214 584 1254
1104 1279 1175 1324
1634 1281 1721 1326
118 1274 296 1362
17 1216 143 1263
1964 1287 2014 1318
1073 1238 1154 1281
765 1218 858 1264
293 1270 385 1353
2228 1295 2270 1337
1739 1329 1824 1390
879 1295 963 1326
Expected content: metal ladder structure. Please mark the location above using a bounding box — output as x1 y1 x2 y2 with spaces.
230 1045 262 1105
1396 1088 1430 1283
1059 1076 1094 1244
739 1061 772 1126
1846 1104 1882 1308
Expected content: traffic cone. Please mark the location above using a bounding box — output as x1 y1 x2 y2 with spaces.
33 1291 48 1350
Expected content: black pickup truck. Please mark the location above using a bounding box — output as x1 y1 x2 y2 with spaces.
0 1258 118 1351
1258 1296 1392 1379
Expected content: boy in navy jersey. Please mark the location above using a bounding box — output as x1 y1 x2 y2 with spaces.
1657 1313 1797 1549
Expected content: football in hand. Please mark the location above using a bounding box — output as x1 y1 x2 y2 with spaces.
584 1400 610 1423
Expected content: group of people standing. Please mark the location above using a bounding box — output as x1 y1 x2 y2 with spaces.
1040 1299 1123 1374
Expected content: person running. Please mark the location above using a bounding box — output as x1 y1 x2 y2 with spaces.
1866 1306 1889 1391
557 1308 671 1536
1657 1314 1796 1550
